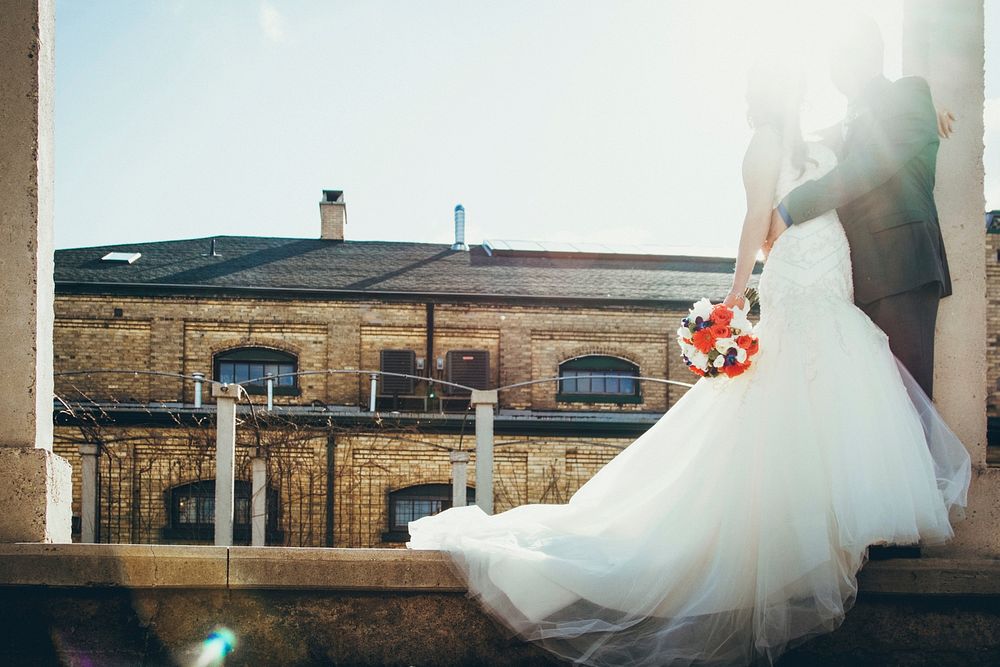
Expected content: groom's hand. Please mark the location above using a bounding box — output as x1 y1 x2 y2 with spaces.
936 108 956 139
765 208 786 247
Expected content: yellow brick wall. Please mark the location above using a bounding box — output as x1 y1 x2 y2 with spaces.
55 424 633 548
987 232 1000 416
54 294 701 409
52 291 723 547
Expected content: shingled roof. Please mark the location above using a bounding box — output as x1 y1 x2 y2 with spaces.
55 236 755 306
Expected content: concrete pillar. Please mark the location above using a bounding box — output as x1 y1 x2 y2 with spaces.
78 443 100 543
471 389 497 515
449 450 470 508
251 453 267 547
0 0 72 544
903 0 996 557
212 383 245 547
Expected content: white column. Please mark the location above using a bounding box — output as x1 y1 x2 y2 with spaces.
251 453 267 547
471 389 497 515
0 0 72 543
903 0 994 558
78 442 100 543
449 450 470 508
192 372 205 408
212 383 245 547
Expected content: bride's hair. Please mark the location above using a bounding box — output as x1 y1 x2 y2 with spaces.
745 55 813 177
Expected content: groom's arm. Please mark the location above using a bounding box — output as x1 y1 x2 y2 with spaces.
777 77 939 227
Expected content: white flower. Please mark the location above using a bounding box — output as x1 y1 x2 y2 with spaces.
690 298 713 322
676 326 691 339
689 350 709 370
730 306 753 334
713 354 726 368
736 348 747 363
714 337 736 354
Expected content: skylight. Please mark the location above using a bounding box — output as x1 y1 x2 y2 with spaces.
101 252 142 264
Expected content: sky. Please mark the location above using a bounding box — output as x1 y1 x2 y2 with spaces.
54 0 994 252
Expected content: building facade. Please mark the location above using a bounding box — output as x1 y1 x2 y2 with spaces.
53 200 750 547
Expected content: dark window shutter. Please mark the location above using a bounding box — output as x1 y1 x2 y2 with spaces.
380 350 416 395
445 350 490 394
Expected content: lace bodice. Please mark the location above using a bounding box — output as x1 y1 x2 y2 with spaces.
758 141 854 312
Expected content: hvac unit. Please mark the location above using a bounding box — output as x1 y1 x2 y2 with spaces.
378 349 428 411
444 350 490 395
379 350 417 395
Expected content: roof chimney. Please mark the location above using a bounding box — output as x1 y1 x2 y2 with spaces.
320 190 346 241
452 204 467 251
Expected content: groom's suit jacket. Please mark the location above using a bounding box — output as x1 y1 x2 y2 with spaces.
779 75 952 306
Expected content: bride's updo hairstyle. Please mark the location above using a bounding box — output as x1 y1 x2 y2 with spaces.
745 53 812 177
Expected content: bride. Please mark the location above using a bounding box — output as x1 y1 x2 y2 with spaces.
406 54 972 666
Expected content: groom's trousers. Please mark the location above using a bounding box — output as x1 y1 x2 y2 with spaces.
858 281 941 399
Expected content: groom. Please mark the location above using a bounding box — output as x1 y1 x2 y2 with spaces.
766 15 951 400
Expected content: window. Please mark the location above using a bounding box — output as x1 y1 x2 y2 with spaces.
214 347 298 395
383 483 475 541
557 355 641 403
163 479 281 544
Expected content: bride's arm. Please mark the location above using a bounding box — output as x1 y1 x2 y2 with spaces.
722 127 783 308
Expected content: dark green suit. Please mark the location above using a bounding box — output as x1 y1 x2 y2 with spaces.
778 75 951 396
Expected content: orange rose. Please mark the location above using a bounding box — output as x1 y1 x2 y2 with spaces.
709 323 731 339
747 338 759 355
711 305 733 325
736 335 753 350
692 328 715 354
722 360 751 378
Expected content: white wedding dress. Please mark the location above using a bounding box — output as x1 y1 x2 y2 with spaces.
406 141 972 666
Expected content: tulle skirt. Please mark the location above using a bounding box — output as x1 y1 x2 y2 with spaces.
406 294 971 666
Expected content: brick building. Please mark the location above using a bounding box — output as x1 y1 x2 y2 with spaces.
986 210 1000 463
53 193 753 547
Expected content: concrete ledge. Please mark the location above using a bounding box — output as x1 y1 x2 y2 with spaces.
228 546 466 591
0 544 228 588
858 558 1000 596
0 547 997 666
0 545 997 597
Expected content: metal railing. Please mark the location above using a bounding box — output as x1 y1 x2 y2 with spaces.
54 367 695 546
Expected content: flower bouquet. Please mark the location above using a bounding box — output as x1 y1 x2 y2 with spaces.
677 291 759 379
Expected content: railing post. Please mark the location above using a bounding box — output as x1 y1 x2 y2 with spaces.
78 442 101 543
449 450 470 508
212 382 245 547
192 372 205 408
470 389 497 515
265 374 274 411
369 373 378 412
251 449 267 547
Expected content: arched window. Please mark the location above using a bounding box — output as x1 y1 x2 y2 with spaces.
214 347 298 395
557 355 641 403
163 479 281 544
383 483 475 542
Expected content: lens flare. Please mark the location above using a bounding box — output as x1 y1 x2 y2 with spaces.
191 627 237 667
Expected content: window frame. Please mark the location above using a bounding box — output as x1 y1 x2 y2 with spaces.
382 483 475 542
213 347 301 396
556 354 642 404
162 479 282 544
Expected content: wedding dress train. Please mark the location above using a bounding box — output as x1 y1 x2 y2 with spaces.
406 142 971 666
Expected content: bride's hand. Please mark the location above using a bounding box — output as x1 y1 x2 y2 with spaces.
722 289 746 309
